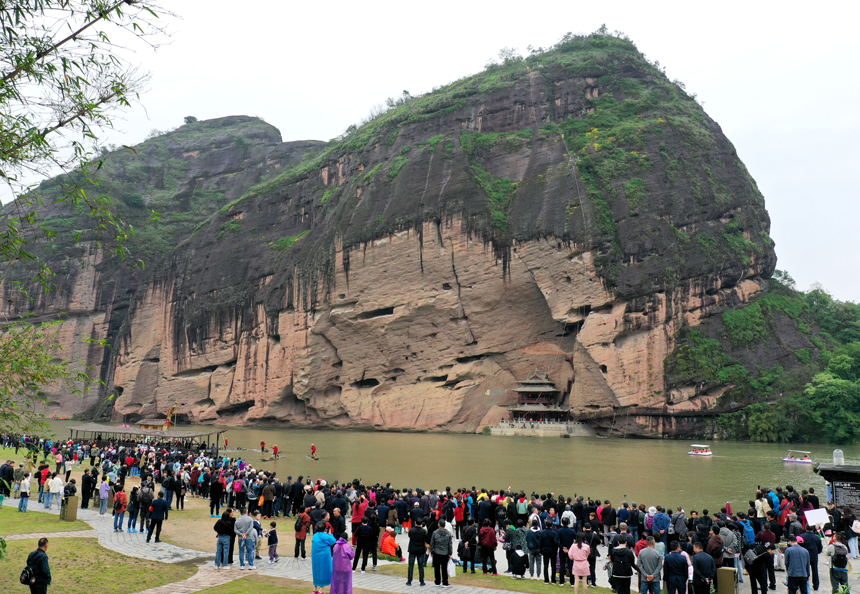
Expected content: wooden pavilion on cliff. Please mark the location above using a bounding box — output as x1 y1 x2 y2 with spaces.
508 372 569 423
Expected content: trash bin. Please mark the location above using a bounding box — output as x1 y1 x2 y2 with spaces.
60 495 79 522
717 567 738 594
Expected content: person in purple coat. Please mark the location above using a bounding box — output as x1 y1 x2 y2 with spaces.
331 536 355 594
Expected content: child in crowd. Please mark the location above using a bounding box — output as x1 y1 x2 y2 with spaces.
265 521 279 563
253 512 264 560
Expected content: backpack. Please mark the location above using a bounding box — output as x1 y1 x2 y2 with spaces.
645 514 654 530
710 542 725 560
295 516 304 532
833 543 849 569
113 497 123 512
140 487 154 508
19 566 35 585
234 479 244 493
740 520 756 546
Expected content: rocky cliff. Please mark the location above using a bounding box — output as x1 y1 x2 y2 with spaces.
3 32 819 436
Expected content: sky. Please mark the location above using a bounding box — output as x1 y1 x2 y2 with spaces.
75 0 860 301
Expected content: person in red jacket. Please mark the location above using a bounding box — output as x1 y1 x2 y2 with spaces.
113 485 129 532
273 445 279 459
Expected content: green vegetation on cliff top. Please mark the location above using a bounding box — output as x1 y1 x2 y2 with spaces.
31 117 278 267
230 28 717 234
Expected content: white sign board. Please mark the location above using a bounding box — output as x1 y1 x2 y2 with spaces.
804 508 830 526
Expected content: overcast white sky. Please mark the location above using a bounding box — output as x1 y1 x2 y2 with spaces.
99 0 859 301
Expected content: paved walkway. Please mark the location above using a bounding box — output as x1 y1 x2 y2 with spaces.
4 529 96 540
8 501 860 594
4 502 209 564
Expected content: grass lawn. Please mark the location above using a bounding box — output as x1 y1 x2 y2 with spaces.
0 505 91 535
0 537 196 594
196 574 389 594
375 563 612 594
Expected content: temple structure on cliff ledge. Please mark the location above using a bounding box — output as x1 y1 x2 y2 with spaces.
490 372 593 437
509 372 569 423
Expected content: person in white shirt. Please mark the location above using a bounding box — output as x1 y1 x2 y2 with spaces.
44 473 63 510
18 474 31 512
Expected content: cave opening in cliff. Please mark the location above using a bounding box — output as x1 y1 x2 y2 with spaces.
351 378 380 388
558 320 584 337
355 307 395 320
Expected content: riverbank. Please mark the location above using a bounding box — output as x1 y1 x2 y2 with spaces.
24 425 846 511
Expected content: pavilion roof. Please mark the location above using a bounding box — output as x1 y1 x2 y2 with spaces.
69 422 224 440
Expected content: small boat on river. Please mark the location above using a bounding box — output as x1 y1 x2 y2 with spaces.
689 444 713 456
783 450 812 464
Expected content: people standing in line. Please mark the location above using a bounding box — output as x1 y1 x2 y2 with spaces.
252 512 264 561
430 518 453 587
799 526 823 591
18 473 31 512
584 522 602 587
209 474 223 517
352 516 375 572
146 490 169 543
664 541 689 594
602 500 617 546
126 487 140 533
479 518 498 575
25 537 51 594
214 511 233 569
406 519 428 586
331 534 354 594
569 531 591 594
234 507 257 570
539 518 559 583
138 480 154 533
842 507 860 559
295 505 311 558
265 521 279 563
112 485 128 531
525 519 541 579
785 535 811 594
609 538 637 594
745 542 777 594
692 541 716 594
638 537 662 594
80 469 93 509
826 532 850 594
312 522 337 594
43 472 62 510
98 474 110 516
557 516 576 585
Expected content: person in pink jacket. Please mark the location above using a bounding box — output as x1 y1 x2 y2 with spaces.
569 532 592 594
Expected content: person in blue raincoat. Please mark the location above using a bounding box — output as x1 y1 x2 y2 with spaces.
312 521 337 594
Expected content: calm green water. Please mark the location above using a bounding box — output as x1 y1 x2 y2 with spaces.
47 420 855 512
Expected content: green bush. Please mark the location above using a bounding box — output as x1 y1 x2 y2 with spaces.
388 156 409 179
622 177 646 209
272 231 308 252
216 219 241 241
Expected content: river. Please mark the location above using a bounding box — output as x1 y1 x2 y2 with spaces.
44 420 855 512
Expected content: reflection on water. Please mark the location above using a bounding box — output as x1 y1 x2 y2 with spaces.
48 420 855 511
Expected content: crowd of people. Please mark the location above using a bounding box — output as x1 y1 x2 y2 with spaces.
3 432 857 594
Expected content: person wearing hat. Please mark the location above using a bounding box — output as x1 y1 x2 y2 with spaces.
784 535 811 594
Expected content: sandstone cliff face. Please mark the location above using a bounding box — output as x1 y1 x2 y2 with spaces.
7 34 804 435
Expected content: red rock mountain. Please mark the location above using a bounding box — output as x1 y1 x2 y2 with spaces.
2 33 820 436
